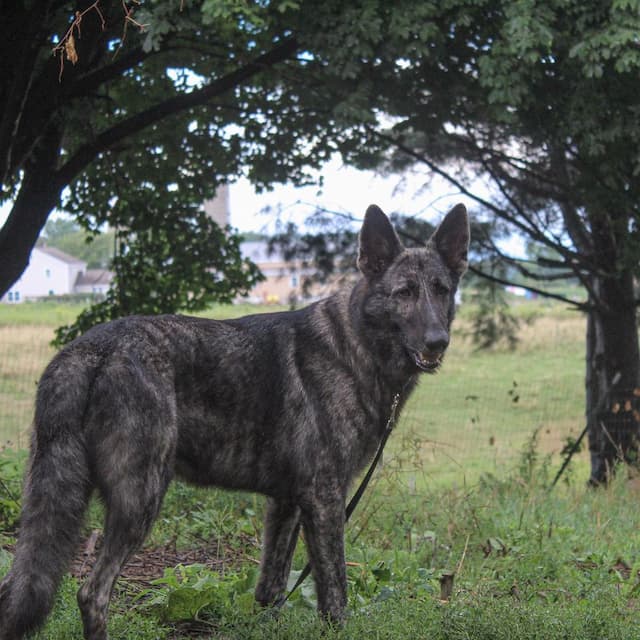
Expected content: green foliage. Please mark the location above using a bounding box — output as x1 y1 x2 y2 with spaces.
139 563 258 624
43 218 115 269
467 278 520 351
52 208 263 347
147 481 262 549
43 218 81 243
200 0 301 31
0 449 26 532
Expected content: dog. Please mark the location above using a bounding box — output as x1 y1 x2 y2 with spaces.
0 203 469 639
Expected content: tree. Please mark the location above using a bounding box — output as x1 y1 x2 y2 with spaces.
0 0 310 300
296 0 640 484
43 217 115 268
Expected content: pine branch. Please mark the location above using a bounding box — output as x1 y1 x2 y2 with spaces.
467 265 589 310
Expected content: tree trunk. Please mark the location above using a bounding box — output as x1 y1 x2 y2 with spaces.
0 126 63 299
586 271 640 485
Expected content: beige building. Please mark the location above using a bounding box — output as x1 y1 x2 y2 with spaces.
205 185 339 305
239 241 322 305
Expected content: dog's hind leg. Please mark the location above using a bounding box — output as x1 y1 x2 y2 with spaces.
77 400 175 640
255 498 301 607
75 356 178 639
77 462 172 640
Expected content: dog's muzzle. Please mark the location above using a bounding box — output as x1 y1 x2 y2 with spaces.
410 348 444 372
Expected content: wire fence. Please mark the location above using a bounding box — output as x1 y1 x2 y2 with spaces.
0 307 589 484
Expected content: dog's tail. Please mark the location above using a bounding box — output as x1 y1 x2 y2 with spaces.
0 350 94 639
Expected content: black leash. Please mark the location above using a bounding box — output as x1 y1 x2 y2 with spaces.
283 392 401 602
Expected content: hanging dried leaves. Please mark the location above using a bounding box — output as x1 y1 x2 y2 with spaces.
52 1 148 81
64 33 78 65
52 2 105 80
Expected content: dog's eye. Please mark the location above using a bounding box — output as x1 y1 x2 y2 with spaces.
433 281 450 296
394 285 414 299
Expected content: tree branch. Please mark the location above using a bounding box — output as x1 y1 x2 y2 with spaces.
369 127 580 257
548 144 593 256
56 36 299 185
474 235 576 281
467 265 589 310
66 46 151 97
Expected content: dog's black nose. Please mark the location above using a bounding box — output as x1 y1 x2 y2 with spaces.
424 331 449 354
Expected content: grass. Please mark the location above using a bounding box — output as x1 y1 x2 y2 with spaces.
4 297 636 639
3 468 640 639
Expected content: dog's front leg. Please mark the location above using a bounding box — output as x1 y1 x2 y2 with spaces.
255 497 301 607
300 491 347 623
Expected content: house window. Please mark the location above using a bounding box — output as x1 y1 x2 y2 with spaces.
48 290 54 296
45 268 51 278
14 291 20 302
7 292 12 302
290 274 299 288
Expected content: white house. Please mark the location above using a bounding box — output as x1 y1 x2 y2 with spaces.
2 246 112 303
74 269 113 296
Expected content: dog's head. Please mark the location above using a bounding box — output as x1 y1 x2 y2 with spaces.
357 203 469 374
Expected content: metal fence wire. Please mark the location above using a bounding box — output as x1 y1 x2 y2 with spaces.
0 310 589 485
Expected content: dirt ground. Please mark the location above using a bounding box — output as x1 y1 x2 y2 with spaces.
68 529 258 588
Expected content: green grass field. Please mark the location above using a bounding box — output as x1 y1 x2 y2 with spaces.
4 298 639 640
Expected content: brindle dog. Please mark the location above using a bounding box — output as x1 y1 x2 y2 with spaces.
0 204 469 639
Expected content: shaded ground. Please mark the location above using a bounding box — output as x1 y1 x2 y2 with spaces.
69 529 258 588
3 528 257 590
2 530 259 639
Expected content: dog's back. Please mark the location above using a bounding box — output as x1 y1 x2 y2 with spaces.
49 291 393 496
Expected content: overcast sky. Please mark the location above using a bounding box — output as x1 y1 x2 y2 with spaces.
228 156 469 235
0 156 527 256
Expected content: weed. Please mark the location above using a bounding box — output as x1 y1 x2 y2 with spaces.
138 563 259 625
0 448 26 532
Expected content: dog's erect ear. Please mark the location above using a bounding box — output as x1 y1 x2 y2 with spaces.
358 205 403 278
431 203 470 276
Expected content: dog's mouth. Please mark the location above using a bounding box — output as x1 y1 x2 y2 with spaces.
410 349 443 373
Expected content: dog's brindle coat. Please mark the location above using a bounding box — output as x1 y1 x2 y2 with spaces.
0 204 469 640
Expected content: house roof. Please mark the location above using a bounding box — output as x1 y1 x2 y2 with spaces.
38 245 86 265
75 269 113 286
240 240 286 264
